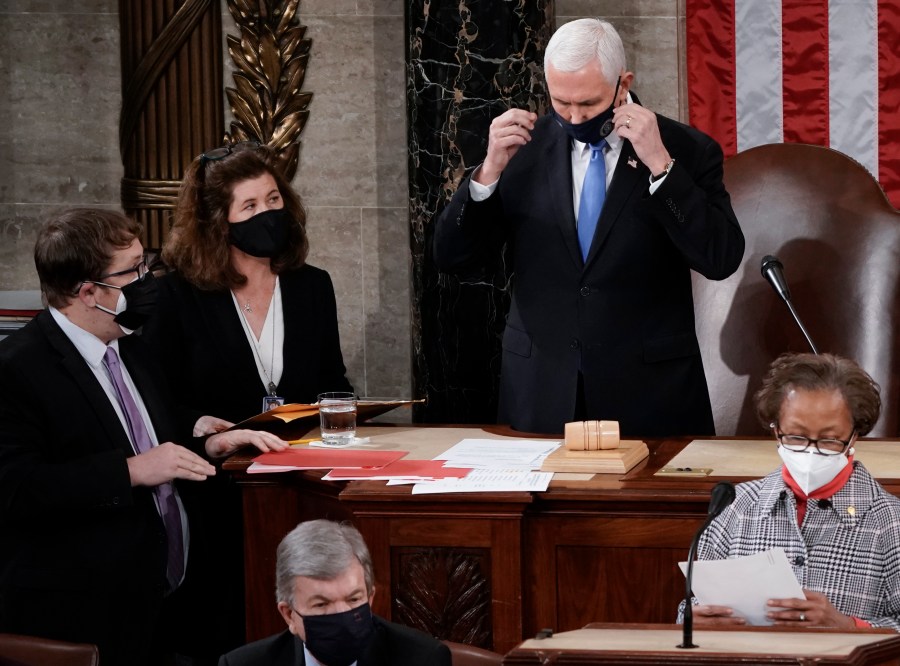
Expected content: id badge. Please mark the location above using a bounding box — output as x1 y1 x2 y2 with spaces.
262 395 285 412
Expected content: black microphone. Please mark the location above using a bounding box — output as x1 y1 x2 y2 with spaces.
760 255 790 301
678 481 736 649
760 254 820 354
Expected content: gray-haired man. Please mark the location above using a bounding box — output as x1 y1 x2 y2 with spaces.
219 519 451 666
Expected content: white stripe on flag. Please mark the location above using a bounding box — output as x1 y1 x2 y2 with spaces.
829 0 878 176
735 0 783 151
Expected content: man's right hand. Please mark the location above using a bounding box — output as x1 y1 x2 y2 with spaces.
127 441 216 487
476 108 538 185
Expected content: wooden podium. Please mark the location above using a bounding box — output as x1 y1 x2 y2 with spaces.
503 624 900 665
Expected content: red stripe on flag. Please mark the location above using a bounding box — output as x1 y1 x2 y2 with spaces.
878 0 900 209
686 0 737 157
781 0 829 145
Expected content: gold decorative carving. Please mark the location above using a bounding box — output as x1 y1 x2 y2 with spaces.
393 548 492 648
224 0 313 179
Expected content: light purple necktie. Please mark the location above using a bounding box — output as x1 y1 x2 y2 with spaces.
104 346 185 591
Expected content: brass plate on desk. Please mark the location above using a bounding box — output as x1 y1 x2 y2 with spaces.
656 466 713 477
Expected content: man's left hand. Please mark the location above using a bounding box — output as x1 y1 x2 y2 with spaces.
613 102 672 178
205 429 289 459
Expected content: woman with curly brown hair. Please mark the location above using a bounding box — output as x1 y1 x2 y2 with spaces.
146 141 352 431
143 141 352 662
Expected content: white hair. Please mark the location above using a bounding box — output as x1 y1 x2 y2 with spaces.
275 519 374 605
544 18 626 86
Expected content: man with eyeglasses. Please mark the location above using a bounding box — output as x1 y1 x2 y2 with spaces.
682 352 900 631
0 208 287 665
219 519 450 666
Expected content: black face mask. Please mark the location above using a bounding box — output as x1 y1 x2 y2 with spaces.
93 272 159 333
552 76 621 144
301 603 375 666
228 208 292 258
114 272 159 331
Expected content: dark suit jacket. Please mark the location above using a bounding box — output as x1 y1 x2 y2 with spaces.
433 108 744 436
0 311 192 666
144 264 352 426
141 264 353 658
218 617 452 666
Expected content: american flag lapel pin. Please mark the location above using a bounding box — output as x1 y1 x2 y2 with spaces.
627 157 638 168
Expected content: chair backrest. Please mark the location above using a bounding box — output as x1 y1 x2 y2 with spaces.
692 143 900 436
443 640 504 666
0 634 99 666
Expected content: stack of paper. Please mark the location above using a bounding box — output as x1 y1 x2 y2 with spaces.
405 438 560 495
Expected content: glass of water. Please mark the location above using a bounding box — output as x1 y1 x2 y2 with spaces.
317 392 357 444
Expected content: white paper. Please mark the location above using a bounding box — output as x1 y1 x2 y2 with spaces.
435 438 561 470
410 469 553 494
679 547 806 626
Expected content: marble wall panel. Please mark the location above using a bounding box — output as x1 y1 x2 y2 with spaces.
304 205 366 394
0 10 122 208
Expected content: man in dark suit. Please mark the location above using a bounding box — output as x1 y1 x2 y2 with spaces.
433 18 745 436
0 208 286 666
219 519 451 666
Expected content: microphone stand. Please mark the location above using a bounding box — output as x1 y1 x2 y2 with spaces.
678 482 735 649
760 255 820 354
782 299 819 355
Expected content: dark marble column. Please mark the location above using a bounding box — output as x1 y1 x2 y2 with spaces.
407 0 553 424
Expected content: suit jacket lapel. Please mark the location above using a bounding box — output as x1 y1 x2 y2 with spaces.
37 312 134 456
585 139 646 267
202 287 269 395
120 336 176 442
543 124 584 270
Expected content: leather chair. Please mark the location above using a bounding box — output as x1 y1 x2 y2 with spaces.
443 640 504 665
692 143 900 436
0 633 99 666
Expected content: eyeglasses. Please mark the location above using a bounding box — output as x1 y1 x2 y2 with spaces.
199 140 263 168
774 427 855 456
96 260 149 282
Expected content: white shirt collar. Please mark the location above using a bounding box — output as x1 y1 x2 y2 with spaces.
49 306 120 368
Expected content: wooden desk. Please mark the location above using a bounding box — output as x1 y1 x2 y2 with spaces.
224 429 900 654
503 623 900 665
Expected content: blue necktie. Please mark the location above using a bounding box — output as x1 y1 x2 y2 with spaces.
577 140 608 261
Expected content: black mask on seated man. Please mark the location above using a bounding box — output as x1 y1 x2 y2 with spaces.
92 272 159 333
228 207 292 258
552 76 622 144
301 602 375 666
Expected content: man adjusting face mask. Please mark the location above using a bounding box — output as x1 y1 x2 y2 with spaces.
552 76 622 144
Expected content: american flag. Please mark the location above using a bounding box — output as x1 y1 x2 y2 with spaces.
686 0 900 208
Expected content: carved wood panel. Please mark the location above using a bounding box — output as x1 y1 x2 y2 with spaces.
391 546 493 648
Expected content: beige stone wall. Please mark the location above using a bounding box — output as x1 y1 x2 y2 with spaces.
0 0 685 400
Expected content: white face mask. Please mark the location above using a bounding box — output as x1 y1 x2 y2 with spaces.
778 445 850 495
94 291 135 335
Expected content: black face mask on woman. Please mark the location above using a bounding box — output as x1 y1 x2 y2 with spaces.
301 603 375 666
552 76 622 144
228 207 292 258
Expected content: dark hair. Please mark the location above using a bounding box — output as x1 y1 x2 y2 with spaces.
755 352 881 436
162 143 308 290
35 208 142 308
